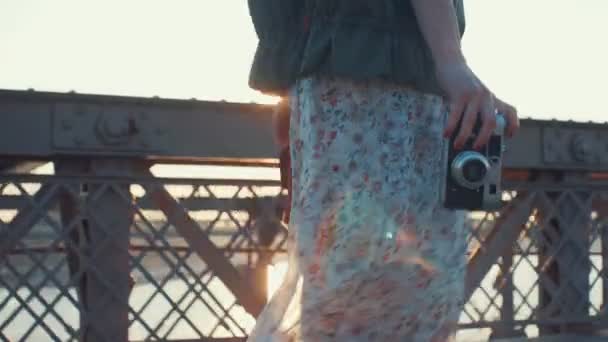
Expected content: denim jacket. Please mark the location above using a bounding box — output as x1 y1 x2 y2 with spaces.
248 0 466 96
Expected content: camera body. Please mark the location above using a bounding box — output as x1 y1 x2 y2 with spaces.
440 113 507 211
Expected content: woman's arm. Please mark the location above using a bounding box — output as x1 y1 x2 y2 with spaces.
410 0 519 147
410 0 465 65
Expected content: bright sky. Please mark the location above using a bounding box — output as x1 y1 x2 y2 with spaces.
0 0 606 122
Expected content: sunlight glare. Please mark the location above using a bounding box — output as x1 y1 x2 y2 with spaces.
267 261 289 299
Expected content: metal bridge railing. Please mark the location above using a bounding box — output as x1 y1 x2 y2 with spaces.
460 180 608 340
0 161 288 342
1 162 607 342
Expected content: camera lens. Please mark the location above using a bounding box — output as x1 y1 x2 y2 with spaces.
462 159 487 183
450 151 491 189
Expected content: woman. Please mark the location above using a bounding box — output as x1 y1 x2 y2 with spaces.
247 0 519 341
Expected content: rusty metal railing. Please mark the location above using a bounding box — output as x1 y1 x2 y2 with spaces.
1 163 607 342
0 162 287 342
460 175 608 340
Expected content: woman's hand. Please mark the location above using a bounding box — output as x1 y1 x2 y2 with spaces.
436 61 498 150
273 98 290 148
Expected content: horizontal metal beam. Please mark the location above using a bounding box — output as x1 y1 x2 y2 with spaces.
0 194 283 212
0 89 277 163
1 89 608 171
131 338 245 342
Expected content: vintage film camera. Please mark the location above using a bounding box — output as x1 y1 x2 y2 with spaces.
440 113 507 211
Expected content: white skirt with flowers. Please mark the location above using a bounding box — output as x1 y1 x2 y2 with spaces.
247 76 468 342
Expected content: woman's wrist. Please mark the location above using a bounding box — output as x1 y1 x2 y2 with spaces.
432 46 467 67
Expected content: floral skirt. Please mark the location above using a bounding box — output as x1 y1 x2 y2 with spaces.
247 77 468 342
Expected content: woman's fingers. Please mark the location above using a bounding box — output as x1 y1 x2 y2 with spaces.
444 99 466 139
453 94 480 149
473 95 497 150
495 98 520 138
436 62 520 146
506 111 520 138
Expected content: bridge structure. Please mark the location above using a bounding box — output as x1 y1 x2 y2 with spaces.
0 88 607 341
